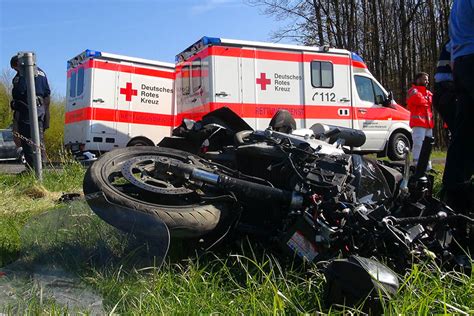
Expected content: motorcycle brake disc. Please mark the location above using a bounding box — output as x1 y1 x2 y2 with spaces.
121 155 194 195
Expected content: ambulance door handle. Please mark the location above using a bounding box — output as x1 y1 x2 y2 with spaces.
339 98 350 103
215 92 229 97
358 109 367 114
93 98 105 103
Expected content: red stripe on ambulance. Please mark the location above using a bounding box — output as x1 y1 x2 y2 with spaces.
175 102 408 124
65 103 406 127
65 107 174 126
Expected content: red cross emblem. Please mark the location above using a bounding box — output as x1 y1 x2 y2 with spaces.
256 73 271 90
120 82 137 101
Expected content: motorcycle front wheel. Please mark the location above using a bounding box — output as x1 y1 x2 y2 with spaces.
83 146 233 238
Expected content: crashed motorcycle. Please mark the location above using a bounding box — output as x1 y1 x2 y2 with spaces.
83 107 472 308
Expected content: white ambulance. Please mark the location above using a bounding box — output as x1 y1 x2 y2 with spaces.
174 37 412 160
65 49 175 157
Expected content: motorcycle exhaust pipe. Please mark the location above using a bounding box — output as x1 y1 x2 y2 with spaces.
156 158 303 209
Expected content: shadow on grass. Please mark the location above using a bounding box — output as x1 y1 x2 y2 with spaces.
0 200 170 313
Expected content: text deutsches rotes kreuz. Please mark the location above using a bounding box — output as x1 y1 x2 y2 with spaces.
140 84 173 105
274 73 301 92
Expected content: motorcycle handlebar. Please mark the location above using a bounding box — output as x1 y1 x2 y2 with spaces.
383 212 474 225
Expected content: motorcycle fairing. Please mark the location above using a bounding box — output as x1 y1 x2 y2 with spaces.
351 155 391 204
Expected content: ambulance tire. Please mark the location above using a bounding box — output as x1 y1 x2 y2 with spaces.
83 146 233 239
128 137 154 147
387 132 410 161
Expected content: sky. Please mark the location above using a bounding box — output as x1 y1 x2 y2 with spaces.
0 0 289 97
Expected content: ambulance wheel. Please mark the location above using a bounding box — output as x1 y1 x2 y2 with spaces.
387 132 410 161
128 137 154 147
83 146 233 238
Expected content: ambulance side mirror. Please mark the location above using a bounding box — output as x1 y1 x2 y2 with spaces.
381 91 393 107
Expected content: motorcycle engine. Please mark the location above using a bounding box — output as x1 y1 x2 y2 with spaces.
299 154 354 200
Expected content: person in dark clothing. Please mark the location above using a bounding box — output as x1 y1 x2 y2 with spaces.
433 40 456 133
442 0 474 213
10 55 51 169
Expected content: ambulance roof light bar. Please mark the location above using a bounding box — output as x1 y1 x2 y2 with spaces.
176 36 221 63
67 49 174 70
67 49 103 69
351 52 365 63
85 49 102 58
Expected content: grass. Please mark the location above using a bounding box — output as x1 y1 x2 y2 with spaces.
430 150 447 160
0 155 473 314
0 160 84 266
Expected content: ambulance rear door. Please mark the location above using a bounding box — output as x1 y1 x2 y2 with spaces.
91 62 117 136
303 51 353 129
65 60 93 150
212 52 241 114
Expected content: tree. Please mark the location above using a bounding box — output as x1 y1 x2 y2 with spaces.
247 0 453 147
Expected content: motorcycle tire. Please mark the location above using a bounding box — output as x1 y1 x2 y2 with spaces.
83 146 233 239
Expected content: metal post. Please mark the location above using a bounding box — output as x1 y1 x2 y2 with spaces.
18 52 42 181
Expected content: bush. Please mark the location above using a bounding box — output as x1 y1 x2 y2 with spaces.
44 99 66 162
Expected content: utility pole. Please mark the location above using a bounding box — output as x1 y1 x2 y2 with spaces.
17 52 43 181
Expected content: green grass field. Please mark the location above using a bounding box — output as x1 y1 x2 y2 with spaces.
0 161 472 314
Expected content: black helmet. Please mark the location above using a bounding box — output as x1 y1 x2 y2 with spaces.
10 55 19 68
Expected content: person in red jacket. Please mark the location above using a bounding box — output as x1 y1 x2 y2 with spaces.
406 72 434 169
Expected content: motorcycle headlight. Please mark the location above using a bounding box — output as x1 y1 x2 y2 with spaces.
324 256 399 312
350 256 399 294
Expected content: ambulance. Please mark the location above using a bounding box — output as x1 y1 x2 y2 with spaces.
175 37 412 160
64 49 175 158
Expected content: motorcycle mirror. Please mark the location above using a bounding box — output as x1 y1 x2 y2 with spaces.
324 256 399 313
183 118 196 130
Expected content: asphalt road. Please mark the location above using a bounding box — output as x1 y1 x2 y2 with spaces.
0 162 26 174
0 162 68 175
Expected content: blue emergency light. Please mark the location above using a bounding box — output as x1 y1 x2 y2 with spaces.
351 52 364 62
67 49 103 69
85 49 102 58
176 36 221 62
201 36 221 46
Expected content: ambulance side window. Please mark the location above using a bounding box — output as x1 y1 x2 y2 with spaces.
192 58 202 93
70 71 77 98
311 61 333 88
354 76 375 103
182 65 190 95
77 67 85 96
